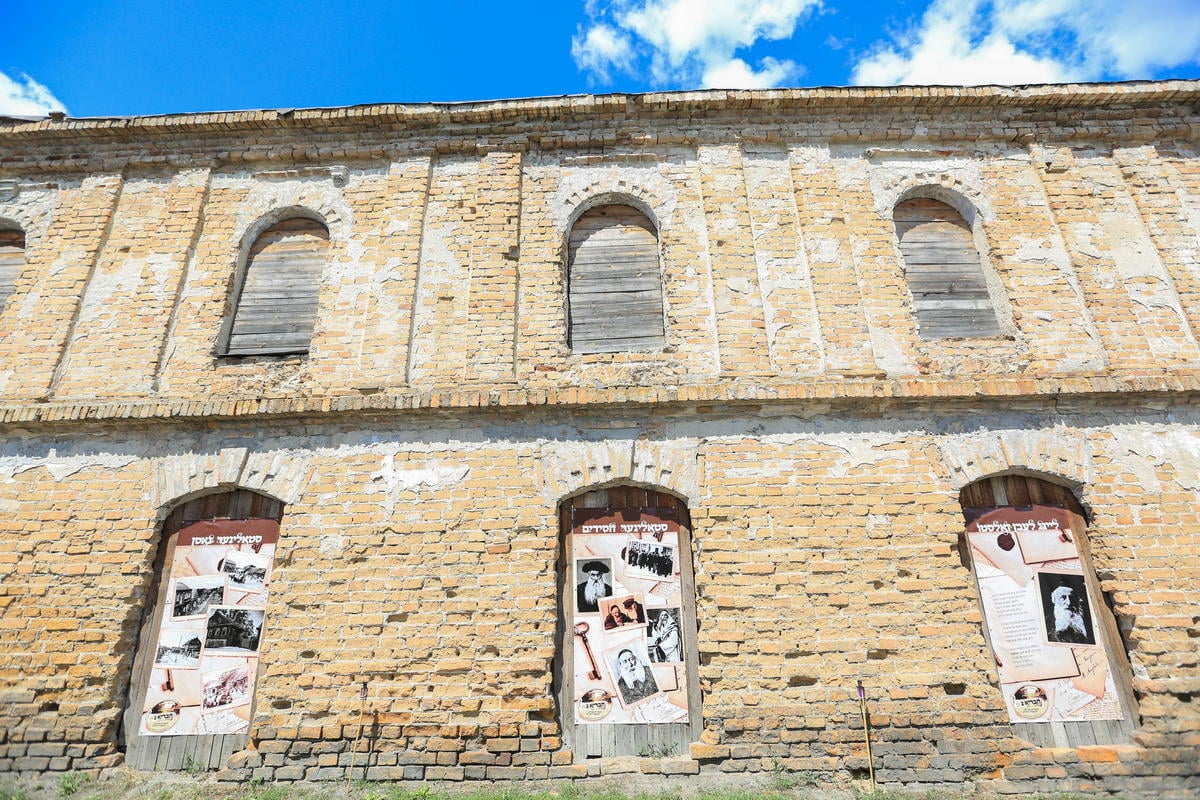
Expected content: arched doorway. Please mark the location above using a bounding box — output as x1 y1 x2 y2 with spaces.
121 489 285 770
959 474 1137 745
556 485 702 759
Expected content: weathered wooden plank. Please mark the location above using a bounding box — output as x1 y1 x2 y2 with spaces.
568 205 665 354
0 231 25 308
895 198 1001 339
226 218 327 356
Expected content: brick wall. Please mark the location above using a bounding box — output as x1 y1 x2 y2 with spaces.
0 82 1197 797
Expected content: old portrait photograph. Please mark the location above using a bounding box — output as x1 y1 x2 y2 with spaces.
203 607 265 656
646 607 684 662
220 551 270 593
153 628 203 669
171 575 226 620
623 538 675 580
575 558 613 613
201 665 253 712
604 641 662 708
1037 571 1097 647
602 593 646 631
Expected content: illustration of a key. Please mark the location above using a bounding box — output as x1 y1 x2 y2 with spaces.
573 622 602 681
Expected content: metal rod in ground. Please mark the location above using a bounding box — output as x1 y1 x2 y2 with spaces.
857 679 876 792
347 681 368 785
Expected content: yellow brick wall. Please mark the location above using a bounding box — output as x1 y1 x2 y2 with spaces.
0 84 1198 795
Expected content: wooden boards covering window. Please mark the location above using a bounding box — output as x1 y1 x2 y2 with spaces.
0 229 25 311
568 205 666 354
121 490 284 771
895 198 1002 340
959 475 1139 748
225 218 327 356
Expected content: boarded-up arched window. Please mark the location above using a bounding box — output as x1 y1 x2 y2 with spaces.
122 489 285 770
556 487 702 759
895 198 1002 339
959 475 1138 746
567 205 666 353
0 228 25 311
224 218 328 356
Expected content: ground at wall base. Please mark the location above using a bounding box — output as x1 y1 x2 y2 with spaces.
0 768 1182 800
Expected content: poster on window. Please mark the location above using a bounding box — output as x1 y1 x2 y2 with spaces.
964 505 1122 723
139 519 279 736
570 508 690 725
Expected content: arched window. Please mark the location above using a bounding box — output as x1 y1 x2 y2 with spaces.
556 486 701 759
959 474 1137 745
0 227 25 311
122 490 285 770
894 197 1002 339
567 204 666 353
224 217 328 356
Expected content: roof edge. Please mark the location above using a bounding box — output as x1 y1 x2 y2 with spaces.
3 79 1199 136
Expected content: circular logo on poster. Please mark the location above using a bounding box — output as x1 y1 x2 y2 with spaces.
1012 685 1049 719
145 700 181 733
578 689 613 722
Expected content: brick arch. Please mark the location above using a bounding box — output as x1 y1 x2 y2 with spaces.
895 183 985 228
537 439 700 505
150 447 311 518
874 171 994 224
553 168 677 233
0 203 50 241
235 206 331 258
939 428 1092 503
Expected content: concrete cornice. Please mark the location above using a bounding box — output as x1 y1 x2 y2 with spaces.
1 373 1198 429
2 80 1199 141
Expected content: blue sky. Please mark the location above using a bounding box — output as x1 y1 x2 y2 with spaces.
4 0 1200 117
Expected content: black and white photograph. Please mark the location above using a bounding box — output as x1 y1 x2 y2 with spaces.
203 606 265 656
575 558 613 613
152 628 203 669
604 642 662 708
646 607 684 663
623 538 675 579
602 593 646 630
171 575 226 620
201 665 253 711
219 551 270 593
197 708 249 735
1037 570 1097 647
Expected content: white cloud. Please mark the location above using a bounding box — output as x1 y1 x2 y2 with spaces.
571 23 635 82
853 0 1200 86
573 0 820 89
0 71 68 117
702 56 799 89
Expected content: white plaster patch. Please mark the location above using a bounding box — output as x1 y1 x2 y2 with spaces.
319 533 346 556
824 435 912 477
1104 427 1200 492
369 455 470 493
811 238 839 264
0 451 138 483
870 326 917 376
1012 236 1062 265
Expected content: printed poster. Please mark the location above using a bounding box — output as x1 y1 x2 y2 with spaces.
139 519 279 736
570 507 690 725
965 505 1123 723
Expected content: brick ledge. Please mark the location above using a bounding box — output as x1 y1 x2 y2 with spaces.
0 373 1197 426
